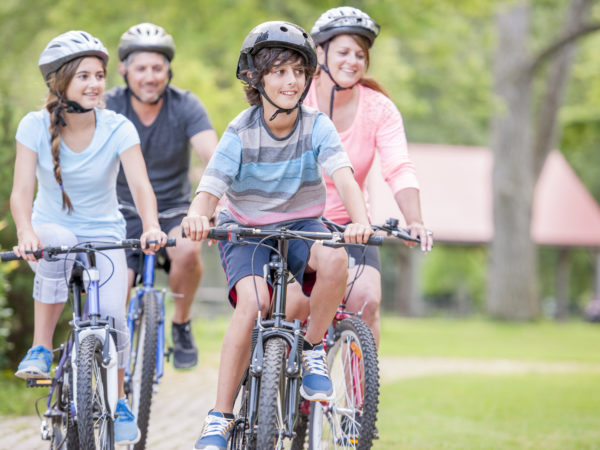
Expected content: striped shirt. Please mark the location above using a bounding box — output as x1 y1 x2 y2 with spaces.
196 105 352 226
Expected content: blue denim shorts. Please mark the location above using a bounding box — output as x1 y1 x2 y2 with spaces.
217 219 329 306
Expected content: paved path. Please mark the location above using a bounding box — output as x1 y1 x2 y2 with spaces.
2 357 599 449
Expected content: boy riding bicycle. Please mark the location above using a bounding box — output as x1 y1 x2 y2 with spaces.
181 21 373 450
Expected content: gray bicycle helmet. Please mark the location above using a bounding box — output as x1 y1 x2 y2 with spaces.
236 21 317 81
38 31 108 81
311 7 380 48
118 23 175 61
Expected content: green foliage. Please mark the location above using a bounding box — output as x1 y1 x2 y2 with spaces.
421 245 487 313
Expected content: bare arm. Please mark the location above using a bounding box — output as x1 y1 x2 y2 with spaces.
189 129 219 167
181 191 220 242
10 142 40 260
120 144 166 253
330 167 373 244
395 187 433 252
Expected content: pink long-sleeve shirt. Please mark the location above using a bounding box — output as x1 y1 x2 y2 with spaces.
304 83 420 224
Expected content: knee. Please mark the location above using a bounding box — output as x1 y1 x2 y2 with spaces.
172 243 202 269
316 248 348 283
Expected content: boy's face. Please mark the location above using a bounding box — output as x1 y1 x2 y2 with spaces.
261 59 306 110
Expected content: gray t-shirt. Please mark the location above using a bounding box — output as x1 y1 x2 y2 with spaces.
104 85 213 210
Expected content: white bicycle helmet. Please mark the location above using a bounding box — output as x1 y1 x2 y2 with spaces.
38 31 108 81
311 6 380 48
118 23 175 61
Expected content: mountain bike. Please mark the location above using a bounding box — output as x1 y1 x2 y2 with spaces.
294 218 420 450
119 204 181 450
201 225 383 450
1 239 160 450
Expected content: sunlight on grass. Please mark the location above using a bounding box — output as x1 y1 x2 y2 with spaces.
377 373 600 449
379 317 600 362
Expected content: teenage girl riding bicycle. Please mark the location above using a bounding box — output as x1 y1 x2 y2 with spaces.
10 30 166 446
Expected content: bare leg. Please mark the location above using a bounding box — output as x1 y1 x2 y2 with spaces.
167 225 203 324
32 300 66 350
303 246 348 345
285 281 310 323
343 265 382 346
213 276 270 413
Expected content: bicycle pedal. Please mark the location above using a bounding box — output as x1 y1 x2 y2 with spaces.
26 378 53 388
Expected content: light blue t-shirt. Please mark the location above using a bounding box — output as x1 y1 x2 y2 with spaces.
15 108 140 239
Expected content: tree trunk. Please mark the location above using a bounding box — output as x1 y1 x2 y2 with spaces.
488 4 539 319
554 248 571 321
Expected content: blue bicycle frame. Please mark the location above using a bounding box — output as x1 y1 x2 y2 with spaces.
125 252 167 384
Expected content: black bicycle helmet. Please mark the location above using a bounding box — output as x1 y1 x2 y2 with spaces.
237 21 317 120
311 6 380 48
38 30 108 82
118 23 175 61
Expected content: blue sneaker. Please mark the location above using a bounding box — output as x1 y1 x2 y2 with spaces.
193 411 234 450
300 344 334 401
15 345 53 379
115 398 141 446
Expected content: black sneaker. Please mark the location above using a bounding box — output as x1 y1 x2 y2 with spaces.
171 320 198 369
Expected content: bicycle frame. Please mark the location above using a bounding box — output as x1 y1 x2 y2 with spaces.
243 237 305 440
125 251 167 384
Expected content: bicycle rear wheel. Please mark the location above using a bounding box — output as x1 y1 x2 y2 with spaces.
256 337 287 449
76 334 115 450
308 318 379 449
127 291 159 449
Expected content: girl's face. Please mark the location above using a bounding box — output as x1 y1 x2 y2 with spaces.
65 56 105 109
320 34 367 88
261 59 307 111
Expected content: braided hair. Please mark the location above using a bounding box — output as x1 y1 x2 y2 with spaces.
44 56 104 213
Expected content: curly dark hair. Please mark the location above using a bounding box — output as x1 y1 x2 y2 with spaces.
240 47 316 106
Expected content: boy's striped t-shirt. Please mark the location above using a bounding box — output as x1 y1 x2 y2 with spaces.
196 105 352 226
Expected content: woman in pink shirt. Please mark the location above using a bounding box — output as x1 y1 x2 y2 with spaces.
289 7 433 345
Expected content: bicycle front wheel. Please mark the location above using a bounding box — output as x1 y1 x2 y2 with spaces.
309 318 379 450
127 291 159 449
76 334 115 450
256 337 287 449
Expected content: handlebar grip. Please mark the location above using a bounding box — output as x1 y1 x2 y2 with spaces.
366 235 384 246
207 228 230 241
0 251 20 262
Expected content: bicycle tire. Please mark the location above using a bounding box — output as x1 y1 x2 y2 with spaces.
308 318 379 450
256 337 287 449
290 406 309 450
51 354 79 450
127 291 159 450
76 334 115 450
229 372 255 449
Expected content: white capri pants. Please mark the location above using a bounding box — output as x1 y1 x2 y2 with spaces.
29 223 130 368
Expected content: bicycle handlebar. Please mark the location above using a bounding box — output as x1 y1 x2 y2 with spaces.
0 238 177 262
205 225 383 247
322 217 421 244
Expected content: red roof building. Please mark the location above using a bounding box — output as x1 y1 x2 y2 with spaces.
367 143 600 306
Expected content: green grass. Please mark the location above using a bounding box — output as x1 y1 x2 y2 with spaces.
3 316 600 449
380 317 600 362
377 374 600 449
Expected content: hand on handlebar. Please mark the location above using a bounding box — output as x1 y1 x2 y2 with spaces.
140 226 168 255
406 222 433 253
14 229 42 262
181 214 212 243
343 222 374 244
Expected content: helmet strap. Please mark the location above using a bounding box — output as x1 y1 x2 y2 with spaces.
321 41 355 119
244 53 312 122
49 89 92 127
